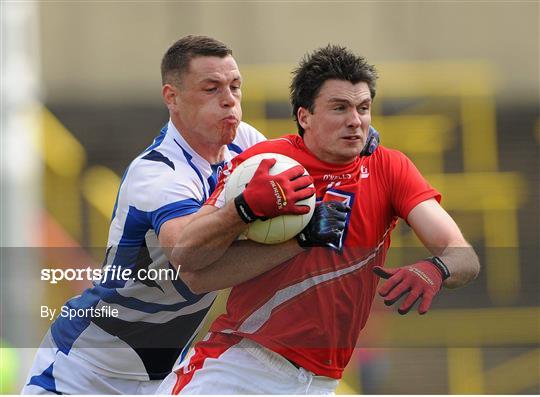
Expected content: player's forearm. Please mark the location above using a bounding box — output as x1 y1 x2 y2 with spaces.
436 245 480 289
171 202 247 272
179 239 304 294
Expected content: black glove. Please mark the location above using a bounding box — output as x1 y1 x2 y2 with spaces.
296 201 350 250
360 126 380 157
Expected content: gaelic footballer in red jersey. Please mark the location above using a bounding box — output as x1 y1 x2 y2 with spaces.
203 134 441 379
158 45 480 395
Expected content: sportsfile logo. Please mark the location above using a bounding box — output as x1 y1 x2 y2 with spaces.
269 180 287 209
41 265 182 284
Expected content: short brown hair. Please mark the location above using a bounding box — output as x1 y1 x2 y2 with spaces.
290 45 378 136
161 35 232 85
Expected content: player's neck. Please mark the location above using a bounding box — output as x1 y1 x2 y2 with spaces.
173 123 225 164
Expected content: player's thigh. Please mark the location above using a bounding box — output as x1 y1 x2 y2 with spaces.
177 344 300 394
53 353 155 394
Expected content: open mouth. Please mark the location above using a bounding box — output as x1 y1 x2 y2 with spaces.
342 136 361 141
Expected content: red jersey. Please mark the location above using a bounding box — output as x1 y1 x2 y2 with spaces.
206 135 441 379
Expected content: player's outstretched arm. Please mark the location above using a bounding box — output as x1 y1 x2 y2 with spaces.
373 198 480 315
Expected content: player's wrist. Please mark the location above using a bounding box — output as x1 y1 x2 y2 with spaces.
423 256 451 281
234 193 259 223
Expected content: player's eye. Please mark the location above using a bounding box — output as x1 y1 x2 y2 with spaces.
204 87 217 93
333 105 345 111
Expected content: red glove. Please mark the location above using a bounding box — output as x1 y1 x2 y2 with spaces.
373 261 445 315
235 158 315 223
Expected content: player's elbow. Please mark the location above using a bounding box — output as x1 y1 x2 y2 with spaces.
171 246 198 272
462 244 481 283
178 271 212 294
469 251 481 280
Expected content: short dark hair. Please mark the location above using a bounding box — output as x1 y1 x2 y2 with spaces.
290 44 378 136
161 35 232 86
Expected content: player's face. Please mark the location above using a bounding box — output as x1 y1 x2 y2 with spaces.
299 79 372 164
168 55 242 146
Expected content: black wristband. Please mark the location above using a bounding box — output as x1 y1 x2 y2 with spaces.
234 193 258 223
425 256 451 280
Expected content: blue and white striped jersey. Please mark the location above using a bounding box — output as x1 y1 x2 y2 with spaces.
50 120 265 380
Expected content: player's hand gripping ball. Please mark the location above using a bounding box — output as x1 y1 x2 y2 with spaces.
225 153 316 244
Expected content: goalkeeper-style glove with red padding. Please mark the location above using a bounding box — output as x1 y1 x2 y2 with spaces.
296 201 350 250
373 257 450 315
234 158 315 223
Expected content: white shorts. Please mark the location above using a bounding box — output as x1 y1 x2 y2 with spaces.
157 333 339 395
21 331 161 395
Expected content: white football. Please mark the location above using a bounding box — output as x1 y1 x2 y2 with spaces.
224 153 316 244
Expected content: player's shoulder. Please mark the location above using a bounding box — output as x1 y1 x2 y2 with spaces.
122 152 202 209
370 145 410 165
128 150 176 181
368 145 420 185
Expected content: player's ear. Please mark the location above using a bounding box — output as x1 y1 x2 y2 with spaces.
297 107 311 131
162 84 178 110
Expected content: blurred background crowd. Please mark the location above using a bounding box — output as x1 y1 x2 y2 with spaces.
1 1 538 394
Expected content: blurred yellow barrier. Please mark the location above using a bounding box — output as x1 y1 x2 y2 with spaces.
369 307 539 346
428 172 526 211
242 64 293 102
81 165 121 247
246 118 297 139
447 348 484 394
377 61 496 98
428 171 526 304
377 115 454 154
461 96 498 172
447 347 540 394
40 107 87 240
377 115 454 174
378 62 499 171
41 107 86 177
484 348 540 394
335 379 358 395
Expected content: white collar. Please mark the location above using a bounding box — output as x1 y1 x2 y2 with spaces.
166 120 211 169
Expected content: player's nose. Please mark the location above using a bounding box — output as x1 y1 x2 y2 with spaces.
221 87 236 108
346 108 362 129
